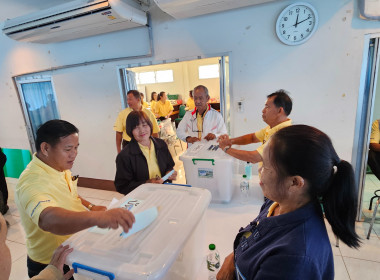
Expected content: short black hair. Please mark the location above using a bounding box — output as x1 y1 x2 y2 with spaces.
127 90 141 100
35 120 79 152
267 89 292 116
126 111 153 139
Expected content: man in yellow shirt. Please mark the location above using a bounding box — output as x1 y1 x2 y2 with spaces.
15 120 135 278
369 119 380 180
218 90 292 167
114 90 159 153
155 91 174 121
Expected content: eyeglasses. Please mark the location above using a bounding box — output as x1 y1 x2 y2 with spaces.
191 118 203 133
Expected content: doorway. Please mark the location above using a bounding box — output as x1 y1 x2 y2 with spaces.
117 56 231 134
354 36 380 222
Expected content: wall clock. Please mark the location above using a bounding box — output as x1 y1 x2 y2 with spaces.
276 2 319 45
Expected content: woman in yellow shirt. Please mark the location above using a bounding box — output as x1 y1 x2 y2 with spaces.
155 91 174 121
140 92 149 109
186 90 195 111
150 91 158 112
115 111 177 194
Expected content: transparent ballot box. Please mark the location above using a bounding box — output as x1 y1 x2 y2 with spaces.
179 140 236 203
63 183 211 280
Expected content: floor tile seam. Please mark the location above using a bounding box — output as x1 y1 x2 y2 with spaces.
11 252 27 263
341 255 380 264
340 255 352 280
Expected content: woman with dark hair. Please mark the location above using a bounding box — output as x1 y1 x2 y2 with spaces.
217 125 360 280
114 111 177 194
150 91 158 112
154 91 173 121
185 90 195 111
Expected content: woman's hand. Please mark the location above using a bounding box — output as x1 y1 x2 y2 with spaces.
49 245 74 280
147 178 164 184
168 170 177 181
217 252 235 280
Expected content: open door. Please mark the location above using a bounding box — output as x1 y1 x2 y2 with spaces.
219 55 231 134
119 68 138 108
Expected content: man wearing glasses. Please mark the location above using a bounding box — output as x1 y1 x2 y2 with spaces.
177 85 227 146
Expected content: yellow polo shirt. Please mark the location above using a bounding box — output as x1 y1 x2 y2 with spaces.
138 140 161 179
150 100 157 112
255 119 292 157
155 100 174 117
15 155 85 264
370 119 380 144
113 107 160 141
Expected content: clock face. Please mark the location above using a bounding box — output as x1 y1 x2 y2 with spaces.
276 2 318 45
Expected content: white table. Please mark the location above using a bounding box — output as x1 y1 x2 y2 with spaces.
195 175 264 279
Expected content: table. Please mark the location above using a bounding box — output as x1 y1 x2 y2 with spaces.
195 175 264 279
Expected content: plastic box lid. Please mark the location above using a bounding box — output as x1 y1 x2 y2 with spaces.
179 140 235 162
64 184 211 280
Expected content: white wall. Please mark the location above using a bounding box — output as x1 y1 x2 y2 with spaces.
1 0 380 180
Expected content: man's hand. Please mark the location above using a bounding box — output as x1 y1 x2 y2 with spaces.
204 133 216 141
49 245 74 280
216 252 235 280
91 205 107 211
217 135 232 150
186 136 200 144
96 208 135 233
147 177 164 184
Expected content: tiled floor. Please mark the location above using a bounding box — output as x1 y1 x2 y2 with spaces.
4 143 380 280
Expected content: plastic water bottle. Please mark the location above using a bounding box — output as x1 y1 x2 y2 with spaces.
207 243 220 280
240 175 249 204
245 162 252 180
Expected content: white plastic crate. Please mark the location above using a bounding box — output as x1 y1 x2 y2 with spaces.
179 140 236 203
63 183 211 280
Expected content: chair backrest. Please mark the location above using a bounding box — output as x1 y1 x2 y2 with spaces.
179 105 186 118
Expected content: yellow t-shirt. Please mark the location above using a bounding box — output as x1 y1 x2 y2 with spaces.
138 140 161 179
155 100 174 117
370 119 380 144
15 155 86 264
142 101 149 109
186 98 195 111
150 100 157 112
113 107 160 141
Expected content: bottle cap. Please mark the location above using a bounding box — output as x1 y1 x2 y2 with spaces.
209 243 216 250
242 175 247 178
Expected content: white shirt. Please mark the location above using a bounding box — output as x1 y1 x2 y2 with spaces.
177 105 227 145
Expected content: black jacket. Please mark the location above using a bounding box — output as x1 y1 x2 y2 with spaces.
114 137 175 195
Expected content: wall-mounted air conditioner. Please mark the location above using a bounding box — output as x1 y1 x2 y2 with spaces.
2 0 148 43
152 0 280 19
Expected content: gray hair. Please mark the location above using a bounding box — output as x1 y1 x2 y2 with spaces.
193 85 209 98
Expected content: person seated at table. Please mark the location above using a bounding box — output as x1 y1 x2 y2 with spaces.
114 111 177 195
217 125 360 280
140 92 149 109
154 91 173 121
177 85 227 146
185 90 195 111
150 91 158 112
1 212 74 280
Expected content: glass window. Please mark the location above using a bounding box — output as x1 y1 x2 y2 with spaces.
156 70 174 83
16 77 60 150
138 71 155 84
199 64 220 79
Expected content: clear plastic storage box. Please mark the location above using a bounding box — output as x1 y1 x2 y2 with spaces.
63 183 211 280
179 140 236 203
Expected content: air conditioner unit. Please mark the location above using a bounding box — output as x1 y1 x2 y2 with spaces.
152 0 280 19
2 0 148 43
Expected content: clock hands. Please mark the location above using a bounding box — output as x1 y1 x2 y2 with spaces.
294 14 299 28
296 16 311 26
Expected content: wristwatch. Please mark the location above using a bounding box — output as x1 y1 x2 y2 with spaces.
223 145 231 152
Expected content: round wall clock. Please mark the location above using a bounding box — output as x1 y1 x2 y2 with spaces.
276 2 319 46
